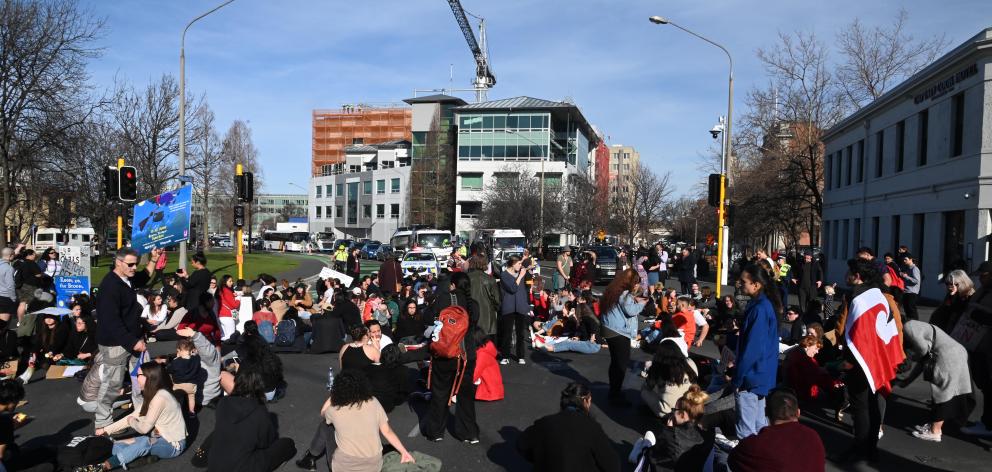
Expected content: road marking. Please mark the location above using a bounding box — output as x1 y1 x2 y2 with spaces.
407 423 421 438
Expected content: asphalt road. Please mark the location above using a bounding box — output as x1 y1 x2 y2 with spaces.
10 256 992 471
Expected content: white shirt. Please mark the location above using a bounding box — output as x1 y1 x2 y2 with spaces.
660 251 669 271
692 309 707 327
378 334 393 350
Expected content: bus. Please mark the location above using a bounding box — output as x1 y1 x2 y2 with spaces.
262 230 310 252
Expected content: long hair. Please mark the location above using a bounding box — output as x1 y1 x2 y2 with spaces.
741 263 783 314
231 366 268 404
946 269 975 298
559 382 591 412
138 362 174 417
600 269 640 315
330 370 374 408
646 341 697 389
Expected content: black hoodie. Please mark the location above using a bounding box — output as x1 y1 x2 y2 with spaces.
207 396 279 472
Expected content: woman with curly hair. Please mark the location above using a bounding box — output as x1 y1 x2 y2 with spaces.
321 370 415 471
221 322 284 401
601 269 647 406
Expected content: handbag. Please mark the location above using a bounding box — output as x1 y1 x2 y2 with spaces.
949 312 988 351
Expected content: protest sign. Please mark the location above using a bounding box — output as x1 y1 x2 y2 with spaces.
55 276 90 308
131 185 193 254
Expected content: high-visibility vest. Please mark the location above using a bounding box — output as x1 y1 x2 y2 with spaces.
778 263 791 278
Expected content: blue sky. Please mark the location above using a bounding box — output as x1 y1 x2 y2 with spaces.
84 0 988 196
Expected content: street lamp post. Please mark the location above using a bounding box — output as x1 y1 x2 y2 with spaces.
179 0 236 271
650 15 733 296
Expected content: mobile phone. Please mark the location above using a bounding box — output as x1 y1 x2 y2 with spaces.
13 413 27 423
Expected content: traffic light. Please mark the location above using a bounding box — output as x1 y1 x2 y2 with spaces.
707 173 721 207
123 205 134 237
236 172 254 203
725 203 735 227
234 205 245 228
103 166 120 200
118 166 138 201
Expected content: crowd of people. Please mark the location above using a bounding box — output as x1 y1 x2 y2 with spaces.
0 237 988 471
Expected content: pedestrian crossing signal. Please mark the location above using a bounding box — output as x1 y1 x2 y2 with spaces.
236 172 254 203
234 205 245 228
103 166 120 200
707 174 721 207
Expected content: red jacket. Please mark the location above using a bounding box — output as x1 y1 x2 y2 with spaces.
784 348 836 402
178 311 221 347
474 341 504 401
217 286 240 319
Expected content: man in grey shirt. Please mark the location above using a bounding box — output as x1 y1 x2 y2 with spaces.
900 254 922 321
0 247 17 323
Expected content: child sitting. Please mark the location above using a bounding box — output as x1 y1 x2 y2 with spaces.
168 339 201 416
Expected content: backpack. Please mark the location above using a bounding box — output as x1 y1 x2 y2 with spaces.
429 304 469 359
274 319 297 347
258 321 276 344
57 435 113 468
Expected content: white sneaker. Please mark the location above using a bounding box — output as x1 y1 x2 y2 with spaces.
878 428 884 439
913 423 930 433
628 438 648 464
643 431 656 447
518 359 526 365
961 423 992 437
714 432 738 450
912 429 941 442
499 358 510 365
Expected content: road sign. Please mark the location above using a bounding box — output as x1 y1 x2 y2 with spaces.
597 230 606 241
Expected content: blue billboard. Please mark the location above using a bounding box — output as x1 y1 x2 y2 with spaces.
55 276 90 308
130 184 193 254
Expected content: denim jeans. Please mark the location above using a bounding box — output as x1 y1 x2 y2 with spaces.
552 339 601 354
112 436 185 468
735 390 768 439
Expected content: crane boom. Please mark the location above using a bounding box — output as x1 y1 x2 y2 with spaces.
446 0 495 102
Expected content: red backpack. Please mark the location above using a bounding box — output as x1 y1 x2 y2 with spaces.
428 303 471 405
430 304 470 359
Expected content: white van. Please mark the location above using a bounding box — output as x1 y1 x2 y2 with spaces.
34 227 96 251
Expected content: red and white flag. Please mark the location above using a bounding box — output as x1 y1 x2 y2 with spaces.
845 287 905 394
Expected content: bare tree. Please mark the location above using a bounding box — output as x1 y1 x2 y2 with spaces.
0 0 103 244
277 201 305 222
476 166 563 244
187 101 221 250
836 9 948 108
609 163 672 245
561 172 598 244
212 120 262 233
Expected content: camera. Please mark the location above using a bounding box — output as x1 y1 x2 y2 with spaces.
709 124 723 140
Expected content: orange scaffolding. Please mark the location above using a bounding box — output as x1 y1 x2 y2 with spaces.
311 105 412 176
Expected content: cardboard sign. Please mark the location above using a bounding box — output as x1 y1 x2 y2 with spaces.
235 296 255 334
57 246 91 280
318 267 353 287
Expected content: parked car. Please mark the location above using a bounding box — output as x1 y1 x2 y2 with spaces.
376 245 394 261
360 241 383 259
582 245 619 285
401 249 440 278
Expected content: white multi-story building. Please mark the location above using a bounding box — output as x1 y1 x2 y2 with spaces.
308 140 411 242
821 28 992 300
451 96 599 243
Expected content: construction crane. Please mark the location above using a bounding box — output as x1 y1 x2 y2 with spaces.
446 0 495 103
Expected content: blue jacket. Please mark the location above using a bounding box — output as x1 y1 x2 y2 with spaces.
732 293 779 396
499 269 530 315
602 291 645 340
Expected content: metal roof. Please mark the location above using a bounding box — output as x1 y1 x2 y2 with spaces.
403 94 468 105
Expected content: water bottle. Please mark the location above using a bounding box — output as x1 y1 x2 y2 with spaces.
326 367 335 391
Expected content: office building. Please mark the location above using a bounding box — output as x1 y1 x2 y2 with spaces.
312 104 412 174
821 28 991 299
608 144 640 206
404 94 467 230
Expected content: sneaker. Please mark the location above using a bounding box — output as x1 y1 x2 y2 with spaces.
628 437 649 464
912 429 941 442
462 438 480 445
499 358 510 365
518 359 526 365
912 423 931 433
961 423 992 437
428 436 443 442
295 451 318 471
878 428 884 440
644 431 656 447
714 432 738 450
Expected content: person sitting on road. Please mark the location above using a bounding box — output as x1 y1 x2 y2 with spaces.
533 301 602 354
640 340 698 418
631 385 712 470
366 344 407 413
54 315 96 365
220 323 284 402
99 362 187 469
339 325 378 372
728 388 825 472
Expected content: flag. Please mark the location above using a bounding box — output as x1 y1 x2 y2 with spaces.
845 287 904 394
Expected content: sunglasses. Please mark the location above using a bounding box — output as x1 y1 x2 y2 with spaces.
121 262 138 268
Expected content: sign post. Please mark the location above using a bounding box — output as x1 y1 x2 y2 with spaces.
236 163 244 280
117 158 124 249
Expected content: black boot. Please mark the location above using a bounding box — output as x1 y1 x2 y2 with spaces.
295 450 318 471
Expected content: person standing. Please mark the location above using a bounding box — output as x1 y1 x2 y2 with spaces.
424 272 480 443
13 249 43 323
644 246 661 287
377 253 402 296
600 269 646 406
553 246 573 291
499 256 530 365
77 247 161 434
347 247 362 284
732 264 781 439
467 256 499 338
960 261 992 438
677 248 696 295
899 254 921 321
658 243 670 285
0 248 16 324
216 275 241 341
179 253 211 314
792 252 822 317
834 257 905 464
333 245 348 272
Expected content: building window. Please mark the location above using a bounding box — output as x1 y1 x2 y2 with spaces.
543 174 562 187
376 179 385 194
895 120 905 172
363 181 372 195
891 214 901 254
856 140 865 183
494 173 518 188
376 204 385 218
390 204 399 218
874 130 884 178
834 152 842 188
461 173 483 190
363 204 371 219
823 221 830 259
347 182 358 225
951 92 965 157
391 178 400 193
315 206 321 218
326 206 332 218
842 219 850 259
325 185 332 196
844 146 852 186
315 186 322 198
352 138 364 145
460 201 482 219
853 218 861 249
871 216 880 255
913 213 925 261
918 109 929 166
335 205 343 218
336 184 343 197
825 153 832 190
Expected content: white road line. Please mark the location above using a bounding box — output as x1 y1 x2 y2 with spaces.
407 423 421 438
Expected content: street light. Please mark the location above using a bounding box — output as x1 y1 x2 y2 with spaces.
179 0 236 271
650 15 734 295
287 182 307 193
503 128 550 248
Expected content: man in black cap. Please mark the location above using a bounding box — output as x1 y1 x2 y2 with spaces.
792 252 822 316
